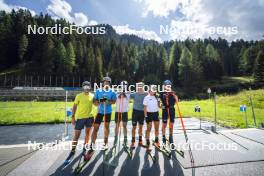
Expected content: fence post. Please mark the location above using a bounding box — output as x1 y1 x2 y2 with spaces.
250 96 257 127
64 91 68 137
211 92 217 133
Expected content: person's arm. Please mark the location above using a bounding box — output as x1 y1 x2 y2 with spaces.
93 91 99 106
144 105 148 117
71 104 77 125
91 104 98 118
143 97 148 117
157 99 161 108
72 95 79 125
172 92 179 103
109 92 117 104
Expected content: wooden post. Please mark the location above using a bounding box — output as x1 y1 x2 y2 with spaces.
250 96 257 127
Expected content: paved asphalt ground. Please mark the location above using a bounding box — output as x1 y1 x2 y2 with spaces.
0 118 264 176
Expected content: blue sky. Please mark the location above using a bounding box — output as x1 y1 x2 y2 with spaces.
1 0 264 42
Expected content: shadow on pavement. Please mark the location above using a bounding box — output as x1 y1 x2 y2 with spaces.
119 147 141 176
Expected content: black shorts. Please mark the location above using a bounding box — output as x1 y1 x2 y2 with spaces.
146 112 159 123
132 109 144 126
115 112 128 123
94 113 112 125
75 117 94 130
162 108 175 123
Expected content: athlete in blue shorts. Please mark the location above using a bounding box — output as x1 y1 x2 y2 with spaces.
90 77 116 150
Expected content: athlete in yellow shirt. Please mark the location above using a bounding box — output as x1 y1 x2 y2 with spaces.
64 81 97 165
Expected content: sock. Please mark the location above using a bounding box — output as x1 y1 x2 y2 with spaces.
162 135 166 143
104 137 108 144
89 143 94 150
146 139 150 146
139 136 142 142
71 148 75 153
169 134 173 141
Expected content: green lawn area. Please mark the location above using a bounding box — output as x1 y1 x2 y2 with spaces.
0 89 263 128
179 89 264 128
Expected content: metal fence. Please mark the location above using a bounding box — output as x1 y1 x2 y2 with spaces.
0 74 93 88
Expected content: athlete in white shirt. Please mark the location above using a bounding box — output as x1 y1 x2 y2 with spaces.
114 81 130 145
143 85 161 148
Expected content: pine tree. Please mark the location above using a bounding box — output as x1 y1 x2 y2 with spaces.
178 47 193 88
203 44 223 80
75 41 84 70
254 51 264 84
18 34 28 64
84 46 95 81
40 35 55 73
169 43 181 85
94 47 103 82
65 42 76 73
54 42 67 74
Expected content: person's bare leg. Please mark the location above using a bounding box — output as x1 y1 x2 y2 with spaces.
91 124 99 144
169 123 174 145
72 130 81 151
122 122 127 144
104 122 110 144
115 122 119 137
139 125 143 137
122 122 127 136
138 124 143 145
162 123 166 136
154 121 160 139
169 123 174 135
84 127 91 149
131 125 136 147
132 125 136 138
145 122 152 147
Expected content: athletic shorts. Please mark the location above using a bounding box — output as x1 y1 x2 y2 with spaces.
75 117 94 130
115 112 128 123
146 112 159 123
94 113 112 125
132 109 145 126
162 108 175 123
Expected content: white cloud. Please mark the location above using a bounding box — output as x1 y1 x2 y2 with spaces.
74 13 88 26
135 0 189 18
89 20 98 26
114 24 162 42
47 0 97 26
138 0 264 41
0 0 36 16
